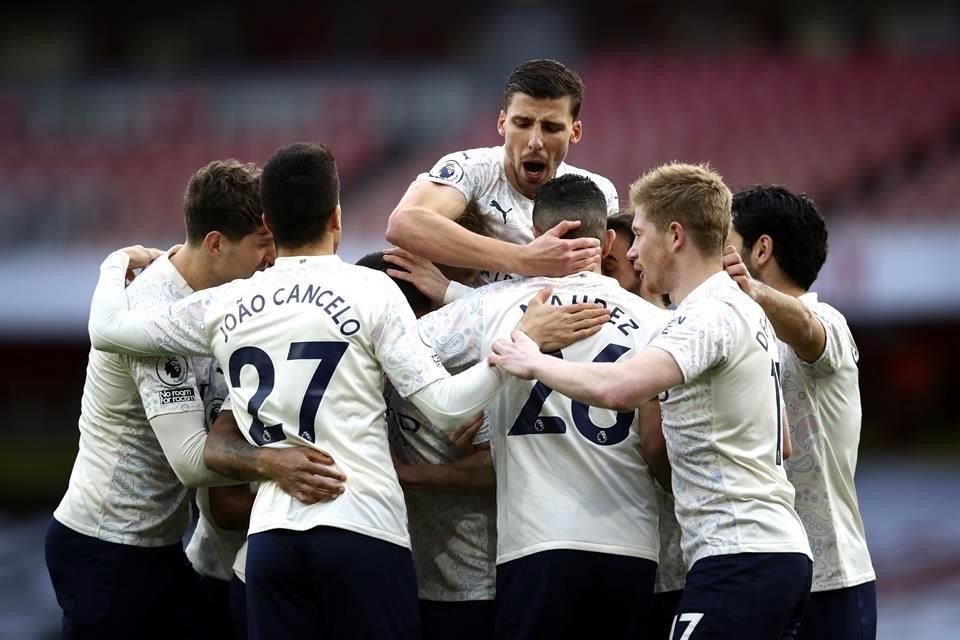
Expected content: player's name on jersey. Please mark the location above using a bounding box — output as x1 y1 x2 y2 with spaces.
218 282 361 343
520 293 644 338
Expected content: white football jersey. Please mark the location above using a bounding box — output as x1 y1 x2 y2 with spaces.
185 365 248 581
386 385 496 601
781 293 875 591
54 253 206 546
123 255 449 549
419 272 668 564
653 486 686 593
649 272 811 567
415 146 620 284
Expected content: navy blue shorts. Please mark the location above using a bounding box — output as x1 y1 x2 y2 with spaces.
495 549 657 640
195 573 234 640
419 599 494 640
245 526 420 640
45 517 204 640
671 552 812 640
797 581 876 640
648 589 683 639
229 576 247 640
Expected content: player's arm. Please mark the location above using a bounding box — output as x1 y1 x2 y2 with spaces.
89 250 212 358
395 449 495 495
387 181 601 277
781 405 793 461
490 330 683 411
149 411 245 488
723 246 826 363
208 485 256 531
636 399 671 492
203 409 346 504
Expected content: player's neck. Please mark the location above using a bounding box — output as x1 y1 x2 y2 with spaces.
761 270 806 299
275 237 337 259
169 244 220 291
668 254 723 305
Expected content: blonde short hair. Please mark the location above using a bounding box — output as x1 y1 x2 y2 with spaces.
629 162 732 255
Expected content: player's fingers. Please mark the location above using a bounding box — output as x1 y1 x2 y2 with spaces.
545 219 582 237
563 235 601 250
382 253 417 272
573 324 605 339
566 307 611 322
385 268 417 283
571 315 609 331
298 472 346 494
302 460 346 481
528 286 553 306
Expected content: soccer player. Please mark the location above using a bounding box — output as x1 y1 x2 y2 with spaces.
599 216 685 639
417 174 668 639
489 163 814 640
44 160 334 640
85 142 512 640
726 185 876 640
386 58 619 283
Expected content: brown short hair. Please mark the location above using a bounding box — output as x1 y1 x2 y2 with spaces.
504 59 584 119
184 160 263 245
629 162 732 255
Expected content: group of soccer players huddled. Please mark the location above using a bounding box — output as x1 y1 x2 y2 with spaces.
44 58 876 640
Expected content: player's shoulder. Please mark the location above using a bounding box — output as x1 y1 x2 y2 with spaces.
126 255 190 309
425 146 502 183
801 292 848 327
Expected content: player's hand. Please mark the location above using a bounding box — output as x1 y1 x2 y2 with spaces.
260 447 346 505
383 247 450 306
118 244 164 281
489 329 542 379
448 413 485 457
518 220 602 277
722 246 759 300
517 286 610 352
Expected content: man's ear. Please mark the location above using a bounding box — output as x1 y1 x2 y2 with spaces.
202 230 225 256
497 110 507 137
601 228 615 259
753 234 774 268
569 120 583 145
328 205 342 232
668 221 685 251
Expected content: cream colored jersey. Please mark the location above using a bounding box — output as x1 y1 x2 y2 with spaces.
105 255 450 549
419 272 668 564
781 293 875 591
654 487 686 593
54 253 206 546
649 272 811 567
386 385 496 601
185 366 248 581
414 146 620 284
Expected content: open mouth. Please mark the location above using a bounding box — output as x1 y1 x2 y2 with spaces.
521 160 547 183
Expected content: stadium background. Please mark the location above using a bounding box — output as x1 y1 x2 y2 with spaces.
1 2 958 637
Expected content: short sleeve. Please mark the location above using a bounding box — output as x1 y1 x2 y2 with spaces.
128 354 205 420
417 293 487 371
415 150 494 205
372 277 449 398
648 300 736 383
800 302 857 378
598 177 620 214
